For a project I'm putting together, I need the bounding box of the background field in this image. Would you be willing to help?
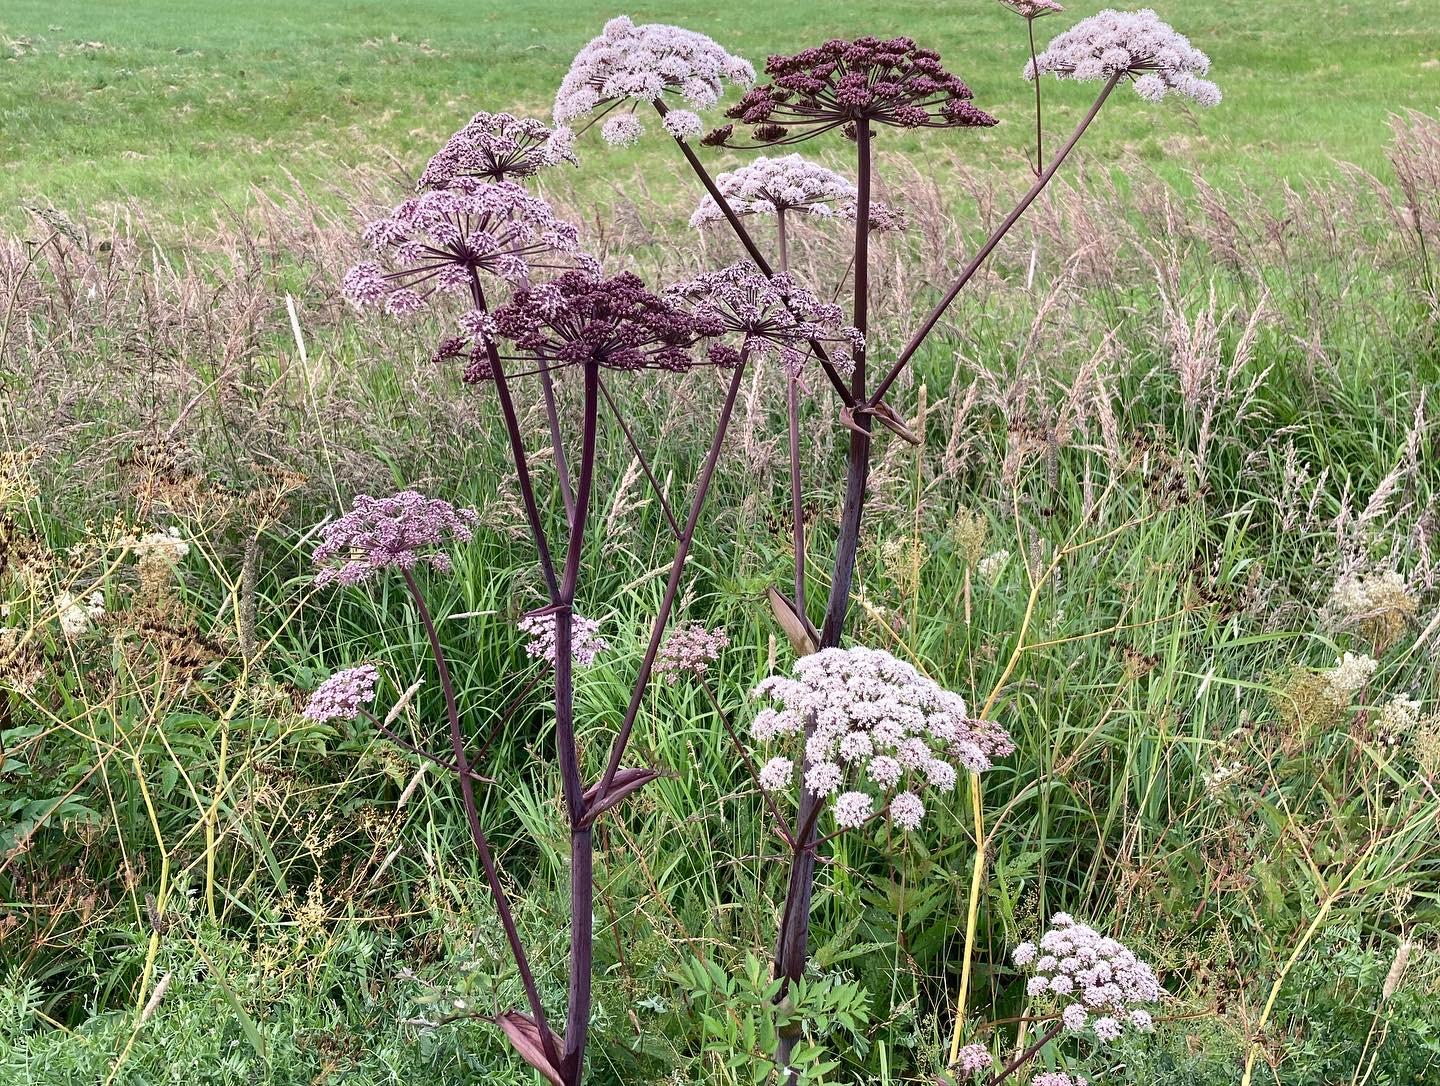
[3,2,1440,1085]
[3,0,1439,226]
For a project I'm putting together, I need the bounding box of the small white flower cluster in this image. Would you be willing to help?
[1322,651,1378,706]
[1327,569,1416,620]
[1027,8,1220,105]
[976,549,1010,584]
[1012,913,1161,1045]
[1377,693,1422,744]
[554,16,754,145]
[750,646,1014,832]
[690,154,858,226]
[518,612,610,667]
[130,527,189,565]
[56,591,105,639]
[1033,1075,1089,1086]
[1202,758,1245,795]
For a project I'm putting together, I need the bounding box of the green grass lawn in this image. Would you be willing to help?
[2,0,1438,228]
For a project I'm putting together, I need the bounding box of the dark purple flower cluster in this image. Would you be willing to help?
[342,178,595,319]
[667,263,862,376]
[489,270,726,376]
[709,36,997,146]
[313,490,479,586]
[417,111,578,189]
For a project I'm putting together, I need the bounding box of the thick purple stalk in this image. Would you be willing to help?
[400,568,560,1071]
[774,119,875,1073]
[868,74,1121,407]
[595,356,750,800]
[555,360,600,1083]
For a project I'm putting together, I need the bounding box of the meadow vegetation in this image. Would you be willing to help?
[3,3,1440,1085]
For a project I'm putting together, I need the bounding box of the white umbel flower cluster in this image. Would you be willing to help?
[690,154,857,225]
[554,16,754,144]
[1012,913,1162,1045]
[56,591,105,639]
[749,646,1013,832]
[1027,9,1220,105]
[1322,651,1378,705]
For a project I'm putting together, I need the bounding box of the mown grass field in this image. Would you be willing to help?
[2,0,1439,226]
[3,2,1440,1085]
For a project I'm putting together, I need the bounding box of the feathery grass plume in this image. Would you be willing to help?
[655,622,728,682]
[554,16,754,144]
[342,178,595,361]
[711,35,996,147]
[489,270,726,376]
[1027,8,1221,105]
[749,646,1013,831]
[303,664,380,722]
[666,262,861,375]
[517,612,610,667]
[417,112,578,188]
[311,491,478,586]
[1012,913,1162,1044]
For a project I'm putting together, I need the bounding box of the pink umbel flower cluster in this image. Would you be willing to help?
[997,0,1065,19]
[749,647,1014,832]
[517,612,610,667]
[688,153,909,232]
[342,179,594,320]
[491,270,726,375]
[667,263,862,376]
[711,36,997,147]
[312,491,478,587]
[304,664,380,722]
[1012,913,1162,1045]
[554,16,754,145]
[1027,9,1220,105]
[954,1044,993,1077]
[655,622,729,682]
[417,111,578,189]
[1032,1075,1089,1086]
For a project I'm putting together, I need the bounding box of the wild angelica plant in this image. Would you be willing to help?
[317,6,1221,1082]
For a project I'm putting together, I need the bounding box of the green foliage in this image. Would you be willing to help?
[672,953,870,1084]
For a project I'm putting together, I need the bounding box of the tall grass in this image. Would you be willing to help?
[2,112,1439,1083]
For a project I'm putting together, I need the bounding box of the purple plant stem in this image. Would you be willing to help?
[787,376,807,622]
[696,676,796,846]
[774,117,875,1075]
[594,355,750,801]
[654,100,857,411]
[555,359,600,1083]
[868,74,1121,407]
[358,707,495,784]
[1028,19,1044,175]
[597,375,683,538]
[399,568,560,1070]
[540,364,577,525]
[468,270,561,601]
[778,207,807,621]
[986,1022,1064,1085]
